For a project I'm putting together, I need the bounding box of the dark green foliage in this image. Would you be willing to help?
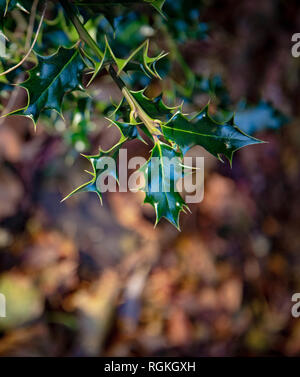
[0,0,268,229]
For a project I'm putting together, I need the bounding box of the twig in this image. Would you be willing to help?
[25,0,40,50]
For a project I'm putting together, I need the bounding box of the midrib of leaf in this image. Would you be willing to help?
[162,123,245,141]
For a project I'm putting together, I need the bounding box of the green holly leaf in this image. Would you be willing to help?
[161,105,264,165]
[145,0,166,16]
[10,46,85,127]
[88,37,167,85]
[141,141,189,229]
[109,97,131,121]
[107,97,155,142]
[108,119,148,143]
[130,88,182,121]
[63,135,127,203]
[74,0,166,16]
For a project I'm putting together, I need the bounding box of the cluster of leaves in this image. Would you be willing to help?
[0,0,267,229]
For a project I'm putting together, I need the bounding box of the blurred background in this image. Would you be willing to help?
[0,0,300,356]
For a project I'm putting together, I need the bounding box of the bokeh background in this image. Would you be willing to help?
[0,0,300,356]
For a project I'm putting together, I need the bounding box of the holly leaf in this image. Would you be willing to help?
[9,46,85,126]
[108,119,148,142]
[130,88,182,121]
[141,141,189,229]
[161,105,264,164]
[145,0,166,16]
[88,37,167,85]
[74,0,166,17]
[63,136,127,203]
